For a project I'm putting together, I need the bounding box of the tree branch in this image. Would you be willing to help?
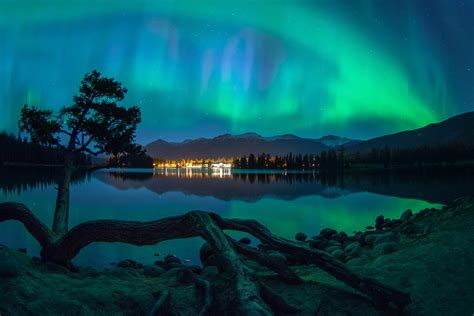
[0,203,54,247]
[212,215,411,309]
[0,205,410,310]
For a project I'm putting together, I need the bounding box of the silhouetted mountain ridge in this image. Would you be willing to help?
[145,112,474,159]
[348,111,474,152]
[145,133,359,159]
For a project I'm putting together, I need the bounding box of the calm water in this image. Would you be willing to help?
[1,167,473,268]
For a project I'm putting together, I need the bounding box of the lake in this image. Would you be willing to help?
[1,167,473,268]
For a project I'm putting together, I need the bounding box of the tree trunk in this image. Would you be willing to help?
[52,154,74,236]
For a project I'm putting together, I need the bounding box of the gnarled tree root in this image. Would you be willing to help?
[0,202,411,313]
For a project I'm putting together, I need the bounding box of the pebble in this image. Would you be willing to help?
[375,215,384,230]
[164,254,181,265]
[143,265,165,277]
[320,228,337,238]
[400,209,413,221]
[373,242,398,256]
[373,232,397,246]
[295,232,307,242]
[0,258,20,278]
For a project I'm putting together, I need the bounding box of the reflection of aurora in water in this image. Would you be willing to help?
[1,168,471,268]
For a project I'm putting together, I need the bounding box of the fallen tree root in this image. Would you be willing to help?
[149,289,171,316]
[195,277,212,316]
[0,202,411,312]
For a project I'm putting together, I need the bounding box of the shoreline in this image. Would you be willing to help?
[1,196,473,314]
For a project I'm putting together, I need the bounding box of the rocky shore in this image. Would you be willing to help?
[1,196,473,315]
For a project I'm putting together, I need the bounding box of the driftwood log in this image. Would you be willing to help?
[0,202,411,313]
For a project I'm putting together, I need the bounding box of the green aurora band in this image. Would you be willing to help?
[1,0,471,142]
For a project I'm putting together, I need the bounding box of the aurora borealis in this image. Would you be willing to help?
[0,0,473,143]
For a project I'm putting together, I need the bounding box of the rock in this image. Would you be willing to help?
[373,242,398,256]
[200,243,214,265]
[185,265,202,274]
[308,239,328,249]
[295,232,307,241]
[0,258,20,278]
[331,249,345,260]
[349,245,363,258]
[320,228,337,238]
[311,234,324,240]
[160,268,182,282]
[344,242,360,252]
[375,215,384,230]
[325,246,340,254]
[332,231,348,242]
[327,240,341,247]
[400,209,413,221]
[164,254,181,265]
[201,266,219,278]
[79,266,100,278]
[364,234,379,246]
[373,232,397,246]
[266,250,287,262]
[18,248,27,254]
[115,259,139,269]
[143,265,165,277]
[153,260,168,270]
[177,268,196,283]
[257,243,271,251]
[238,237,251,245]
[168,262,184,270]
[365,226,374,230]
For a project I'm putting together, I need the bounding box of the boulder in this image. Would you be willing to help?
[327,240,341,247]
[373,242,398,256]
[115,259,139,269]
[164,254,181,265]
[325,246,340,254]
[320,228,337,238]
[238,237,251,245]
[79,266,100,278]
[400,209,413,221]
[185,265,202,274]
[310,234,324,240]
[332,231,348,242]
[143,265,166,277]
[309,239,328,250]
[375,215,384,230]
[364,234,379,246]
[349,245,363,258]
[160,268,182,282]
[344,242,360,252]
[266,250,287,262]
[177,268,196,284]
[0,258,20,278]
[295,232,307,241]
[373,232,397,246]
[153,260,168,270]
[200,243,214,265]
[201,266,219,278]
[331,249,345,260]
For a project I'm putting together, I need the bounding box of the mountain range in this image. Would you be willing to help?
[145,112,474,159]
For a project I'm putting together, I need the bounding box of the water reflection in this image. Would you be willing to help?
[0,167,472,268]
[97,168,474,204]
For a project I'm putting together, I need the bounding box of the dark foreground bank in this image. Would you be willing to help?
[1,196,473,315]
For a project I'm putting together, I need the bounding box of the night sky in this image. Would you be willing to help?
[0,0,473,144]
